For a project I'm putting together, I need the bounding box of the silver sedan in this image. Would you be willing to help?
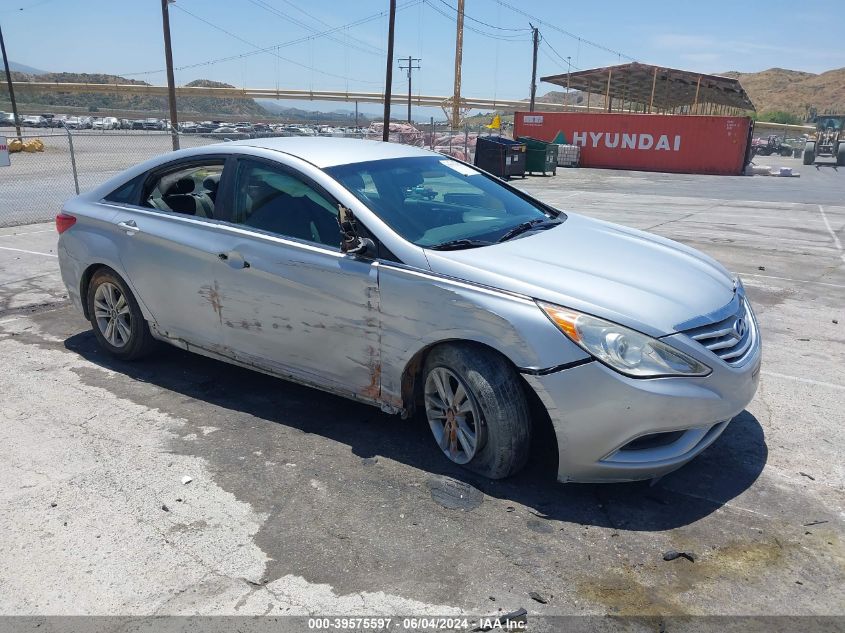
[56,138,761,482]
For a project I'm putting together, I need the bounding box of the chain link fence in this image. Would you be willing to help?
[0,123,501,228]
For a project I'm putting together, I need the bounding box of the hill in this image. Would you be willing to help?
[720,67,845,119]
[1,72,267,118]
[8,60,49,75]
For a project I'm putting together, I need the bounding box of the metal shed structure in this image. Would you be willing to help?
[541,62,755,115]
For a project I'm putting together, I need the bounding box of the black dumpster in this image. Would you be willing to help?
[474,136,526,179]
[518,136,558,175]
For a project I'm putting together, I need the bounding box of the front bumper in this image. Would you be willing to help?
[524,335,761,483]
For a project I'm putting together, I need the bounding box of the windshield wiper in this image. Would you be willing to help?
[497,218,561,243]
[428,238,492,251]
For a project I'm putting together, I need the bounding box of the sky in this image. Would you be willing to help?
[2,0,844,120]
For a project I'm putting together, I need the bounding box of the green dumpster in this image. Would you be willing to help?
[518,136,558,175]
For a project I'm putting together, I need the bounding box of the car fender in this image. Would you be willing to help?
[376,262,589,410]
[60,197,156,322]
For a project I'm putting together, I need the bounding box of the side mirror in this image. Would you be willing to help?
[343,236,375,257]
[338,204,374,257]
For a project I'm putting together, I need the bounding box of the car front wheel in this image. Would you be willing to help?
[423,343,532,479]
[86,269,156,360]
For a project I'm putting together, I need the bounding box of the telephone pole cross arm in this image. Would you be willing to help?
[398,56,421,123]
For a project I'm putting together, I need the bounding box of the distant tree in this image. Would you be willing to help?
[754,110,802,125]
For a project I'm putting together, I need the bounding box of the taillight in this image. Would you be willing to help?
[56,212,76,234]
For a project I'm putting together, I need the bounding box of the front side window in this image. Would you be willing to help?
[231,159,340,249]
[143,162,223,219]
[326,156,562,248]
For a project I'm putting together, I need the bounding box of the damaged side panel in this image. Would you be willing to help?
[203,234,382,401]
[376,265,589,409]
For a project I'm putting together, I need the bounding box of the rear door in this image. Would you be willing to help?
[208,155,381,400]
[105,156,235,348]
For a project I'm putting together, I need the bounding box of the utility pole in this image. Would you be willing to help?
[529,24,539,112]
[398,56,421,123]
[161,0,179,150]
[566,56,571,109]
[382,0,396,141]
[0,22,22,140]
[451,0,464,129]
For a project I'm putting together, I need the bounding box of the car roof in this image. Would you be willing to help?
[228,136,435,168]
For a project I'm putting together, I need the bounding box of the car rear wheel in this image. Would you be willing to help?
[87,269,156,360]
[423,344,531,479]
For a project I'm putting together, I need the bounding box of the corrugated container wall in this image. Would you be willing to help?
[514,112,753,175]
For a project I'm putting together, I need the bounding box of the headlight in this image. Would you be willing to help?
[538,302,711,378]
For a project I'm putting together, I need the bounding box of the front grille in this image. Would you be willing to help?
[684,298,756,366]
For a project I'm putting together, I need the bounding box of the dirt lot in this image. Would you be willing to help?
[0,155,842,630]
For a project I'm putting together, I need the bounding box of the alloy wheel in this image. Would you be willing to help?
[424,367,484,464]
[93,282,132,348]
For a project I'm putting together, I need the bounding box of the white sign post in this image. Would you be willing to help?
[0,136,9,167]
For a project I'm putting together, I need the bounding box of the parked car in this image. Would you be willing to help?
[22,115,46,127]
[55,138,761,483]
[131,119,146,130]
[64,116,82,130]
[143,118,163,131]
[0,111,17,126]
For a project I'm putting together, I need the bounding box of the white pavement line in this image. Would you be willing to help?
[762,370,845,392]
[0,246,58,258]
[737,272,845,290]
[818,204,845,263]
[0,229,54,238]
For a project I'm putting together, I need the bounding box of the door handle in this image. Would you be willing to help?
[217,252,228,261]
[117,220,139,234]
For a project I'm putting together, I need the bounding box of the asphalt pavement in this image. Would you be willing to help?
[0,160,842,628]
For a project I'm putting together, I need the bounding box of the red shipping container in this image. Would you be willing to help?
[514,112,752,175]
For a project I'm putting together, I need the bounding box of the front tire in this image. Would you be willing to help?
[803,142,816,165]
[423,344,532,479]
[86,269,156,360]
[837,143,845,167]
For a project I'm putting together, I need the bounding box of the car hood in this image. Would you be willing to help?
[424,212,736,337]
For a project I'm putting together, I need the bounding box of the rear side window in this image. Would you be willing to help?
[103,174,145,205]
[143,162,224,219]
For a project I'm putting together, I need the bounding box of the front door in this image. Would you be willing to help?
[210,157,381,400]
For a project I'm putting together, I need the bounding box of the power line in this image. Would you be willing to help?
[246,0,384,57]
[118,3,422,83]
[434,0,529,32]
[543,39,582,72]
[423,0,530,42]
[273,0,386,56]
[494,0,636,62]
[171,4,385,86]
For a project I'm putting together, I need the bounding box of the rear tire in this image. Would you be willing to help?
[422,343,532,479]
[803,142,816,165]
[86,268,157,360]
[837,143,845,167]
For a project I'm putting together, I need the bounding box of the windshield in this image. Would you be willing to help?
[326,156,562,247]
